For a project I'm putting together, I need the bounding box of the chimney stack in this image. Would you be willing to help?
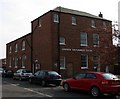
[98,12,103,18]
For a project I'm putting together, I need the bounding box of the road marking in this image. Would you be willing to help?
[10,84,19,86]
[3,80,52,97]
[24,88,52,97]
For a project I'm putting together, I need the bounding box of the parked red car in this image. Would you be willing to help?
[62,72,120,97]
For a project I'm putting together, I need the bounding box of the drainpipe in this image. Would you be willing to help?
[57,7,61,74]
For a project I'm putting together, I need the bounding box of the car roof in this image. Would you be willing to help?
[85,71,107,75]
[36,70,58,73]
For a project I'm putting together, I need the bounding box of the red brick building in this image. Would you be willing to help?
[6,33,32,71]
[6,7,116,77]
[0,58,6,68]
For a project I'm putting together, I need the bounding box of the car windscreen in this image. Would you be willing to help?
[102,73,118,80]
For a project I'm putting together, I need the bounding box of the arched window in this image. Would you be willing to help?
[15,43,18,52]
[22,55,26,68]
[9,57,12,68]
[15,56,18,68]
[9,46,12,53]
[22,40,25,50]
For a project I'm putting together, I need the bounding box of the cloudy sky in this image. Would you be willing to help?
[0,0,120,59]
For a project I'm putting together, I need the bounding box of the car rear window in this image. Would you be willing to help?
[48,71,59,75]
[102,73,118,80]
[23,70,31,73]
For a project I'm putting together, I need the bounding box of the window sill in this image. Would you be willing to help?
[91,26,96,28]
[60,67,66,70]
[60,43,66,45]
[81,67,88,69]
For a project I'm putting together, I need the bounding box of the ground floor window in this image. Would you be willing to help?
[81,55,88,69]
[14,56,18,68]
[9,57,12,68]
[22,55,26,68]
[93,56,100,71]
[60,56,65,69]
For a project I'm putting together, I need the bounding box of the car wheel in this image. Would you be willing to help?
[63,83,70,92]
[91,87,100,97]
[41,80,46,87]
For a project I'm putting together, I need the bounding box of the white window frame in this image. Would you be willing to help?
[81,55,88,69]
[59,37,65,45]
[80,32,88,46]
[53,14,59,23]
[72,16,77,25]
[60,56,65,69]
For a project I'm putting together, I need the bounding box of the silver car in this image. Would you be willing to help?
[13,69,33,80]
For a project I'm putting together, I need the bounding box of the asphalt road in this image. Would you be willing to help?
[1,77,120,99]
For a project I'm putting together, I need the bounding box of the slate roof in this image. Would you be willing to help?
[53,7,111,21]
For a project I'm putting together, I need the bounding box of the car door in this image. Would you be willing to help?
[33,71,41,83]
[83,73,97,91]
[35,71,44,84]
[71,73,86,90]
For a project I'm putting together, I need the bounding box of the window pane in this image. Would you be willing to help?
[81,55,88,69]
[39,18,42,27]
[9,46,12,53]
[22,55,26,68]
[22,40,25,50]
[15,44,18,52]
[80,32,87,46]
[72,16,77,25]
[91,20,96,28]
[60,56,65,68]
[93,34,99,46]
[53,14,59,23]
[60,37,65,45]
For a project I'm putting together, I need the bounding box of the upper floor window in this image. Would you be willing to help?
[72,16,77,25]
[60,37,65,45]
[53,14,59,23]
[15,43,18,52]
[15,56,18,68]
[91,20,96,28]
[60,56,65,69]
[9,57,12,68]
[80,32,87,46]
[93,34,99,46]
[103,22,106,29]
[22,40,25,51]
[81,54,88,69]
[9,46,12,53]
[38,18,42,27]
[22,55,26,68]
